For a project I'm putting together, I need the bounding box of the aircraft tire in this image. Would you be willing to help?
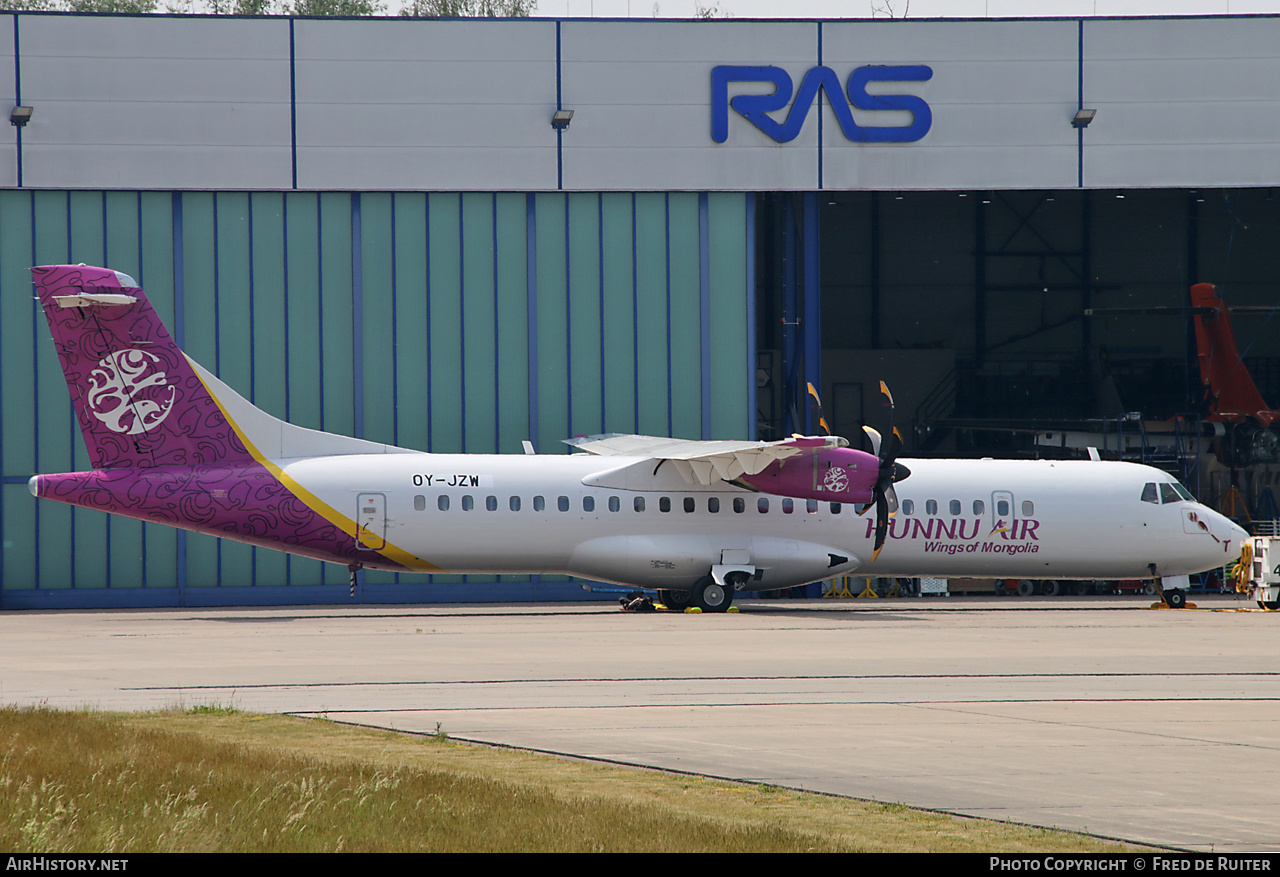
[1040,580,1060,597]
[692,576,733,613]
[1164,589,1187,609]
[659,589,692,611]
[1016,579,1036,597]
[1263,598,1280,611]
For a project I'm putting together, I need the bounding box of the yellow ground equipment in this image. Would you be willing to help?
[1238,538,1280,610]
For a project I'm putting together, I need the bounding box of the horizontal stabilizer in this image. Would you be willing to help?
[53,293,138,307]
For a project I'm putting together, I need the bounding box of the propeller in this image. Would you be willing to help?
[806,382,831,436]
[860,381,912,561]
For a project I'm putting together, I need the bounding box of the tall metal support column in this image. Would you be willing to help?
[974,195,987,366]
[802,191,821,435]
[870,192,881,350]
[1185,191,1201,409]
[781,196,799,436]
[1081,192,1092,356]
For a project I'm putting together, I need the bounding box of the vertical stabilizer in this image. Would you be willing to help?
[1190,282,1280,426]
[32,264,255,469]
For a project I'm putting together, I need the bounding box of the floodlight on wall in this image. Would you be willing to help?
[1072,108,1096,129]
[10,106,32,127]
[551,109,574,131]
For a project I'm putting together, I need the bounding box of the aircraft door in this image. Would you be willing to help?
[356,493,387,550]
[991,490,1016,537]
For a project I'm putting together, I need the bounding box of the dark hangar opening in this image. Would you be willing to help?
[755,188,1280,472]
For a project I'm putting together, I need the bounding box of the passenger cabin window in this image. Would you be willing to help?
[950,500,961,516]
[1022,500,1034,516]
[782,498,794,514]
[734,498,745,513]
[583,496,595,512]
[414,495,426,511]
[708,497,720,513]
[807,499,818,514]
[660,497,671,513]
[684,497,695,513]
[533,495,545,512]
[438,495,450,511]
[462,495,474,511]
[557,496,569,512]
[510,496,521,512]
[902,499,914,516]
[997,499,1009,516]
[634,496,645,512]
[830,502,842,514]
[758,498,769,513]
[925,500,938,516]
[609,496,620,512]
[973,500,984,515]
[486,495,497,511]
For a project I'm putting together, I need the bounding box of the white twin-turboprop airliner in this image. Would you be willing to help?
[28,264,1247,611]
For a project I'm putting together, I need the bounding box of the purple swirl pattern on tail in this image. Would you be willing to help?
[33,264,249,470]
[30,265,407,572]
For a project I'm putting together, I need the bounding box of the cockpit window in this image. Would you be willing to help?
[1159,483,1181,504]
[1141,482,1158,504]
[1172,483,1194,501]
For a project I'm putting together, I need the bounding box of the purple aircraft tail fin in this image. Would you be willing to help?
[32,264,254,469]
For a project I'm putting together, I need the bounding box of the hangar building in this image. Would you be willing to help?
[1,11,1277,608]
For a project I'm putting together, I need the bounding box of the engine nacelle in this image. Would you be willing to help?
[738,446,879,505]
[568,534,860,590]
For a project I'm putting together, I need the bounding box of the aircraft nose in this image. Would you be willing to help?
[1226,519,1250,555]
[1208,508,1249,561]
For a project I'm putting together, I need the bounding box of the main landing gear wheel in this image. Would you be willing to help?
[691,576,734,613]
[1016,579,1036,597]
[659,589,692,611]
[1164,589,1187,609]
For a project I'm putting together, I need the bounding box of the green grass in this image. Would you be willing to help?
[0,707,1133,853]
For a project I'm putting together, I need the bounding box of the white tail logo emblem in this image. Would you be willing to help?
[86,349,176,435]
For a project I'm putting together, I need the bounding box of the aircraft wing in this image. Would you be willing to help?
[564,433,848,485]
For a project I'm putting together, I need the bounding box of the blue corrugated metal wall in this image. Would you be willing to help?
[0,190,752,608]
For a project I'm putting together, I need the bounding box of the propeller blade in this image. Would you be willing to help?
[871,489,890,561]
[885,428,903,464]
[879,380,895,408]
[879,381,896,450]
[862,425,882,457]
[866,382,911,563]
[807,382,831,436]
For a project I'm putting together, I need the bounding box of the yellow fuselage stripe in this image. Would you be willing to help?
[190,363,441,572]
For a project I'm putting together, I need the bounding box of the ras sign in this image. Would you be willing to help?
[712,65,933,144]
